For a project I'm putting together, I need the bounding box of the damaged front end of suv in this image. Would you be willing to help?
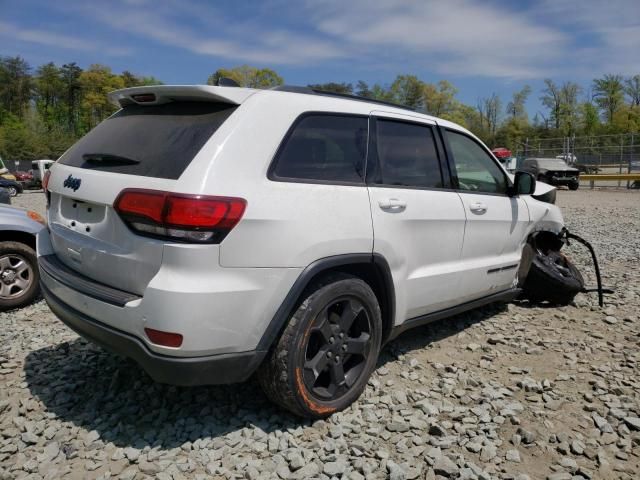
[517,181,608,307]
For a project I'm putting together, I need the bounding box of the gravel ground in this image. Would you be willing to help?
[2,189,639,480]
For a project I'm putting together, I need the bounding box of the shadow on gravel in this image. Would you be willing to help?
[24,302,508,449]
[381,302,508,360]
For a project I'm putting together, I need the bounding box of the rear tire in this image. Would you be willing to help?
[7,186,17,197]
[0,241,40,311]
[568,181,579,190]
[522,250,584,305]
[257,274,382,418]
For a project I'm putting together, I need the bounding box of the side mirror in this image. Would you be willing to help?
[512,171,536,196]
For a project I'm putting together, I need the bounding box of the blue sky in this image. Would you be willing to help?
[1,0,639,117]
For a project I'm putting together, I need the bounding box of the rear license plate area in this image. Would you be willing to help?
[59,196,106,234]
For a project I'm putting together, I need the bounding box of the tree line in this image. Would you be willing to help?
[1,57,639,162]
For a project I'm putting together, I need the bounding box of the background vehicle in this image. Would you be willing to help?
[0,155,17,181]
[0,178,23,197]
[492,147,517,172]
[521,157,580,190]
[29,159,54,187]
[0,205,45,310]
[14,170,34,186]
[38,84,577,418]
[555,153,577,165]
[0,189,11,205]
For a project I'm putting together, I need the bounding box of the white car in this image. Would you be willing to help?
[37,84,582,417]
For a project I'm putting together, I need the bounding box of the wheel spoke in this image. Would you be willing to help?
[304,349,330,380]
[0,283,9,297]
[13,276,29,291]
[339,300,363,332]
[14,260,29,275]
[345,333,369,356]
[314,311,334,343]
[0,256,11,270]
[330,361,346,387]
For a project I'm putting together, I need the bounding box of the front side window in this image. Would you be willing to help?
[271,114,368,183]
[373,119,443,188]
[447,130,508,194]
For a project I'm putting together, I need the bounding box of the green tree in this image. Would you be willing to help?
[60,62,83,134]
[34,62,64,131]
[355,80,372,98]
[388,75,424,110]
[207,65,283,89]
[593,74,624,123]
[540,79,562,129]
[0,56,32,118]
[558,82,581,135]
[624,75,640,107]
[477,93,501,139]
[506,85,531,120]
[422,80,459,117]
[121,70,163,88]
[581,101,600,136]
[79,64,125,131]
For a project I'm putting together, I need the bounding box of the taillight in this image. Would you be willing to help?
[42,170,51,191]
[42,170,51,207]
[114,189,246,243]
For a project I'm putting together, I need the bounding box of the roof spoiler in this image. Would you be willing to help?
[108,85,256,108]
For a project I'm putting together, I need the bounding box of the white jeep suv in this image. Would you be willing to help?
[37,85,571,418]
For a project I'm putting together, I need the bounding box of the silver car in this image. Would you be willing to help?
[0,204,46,310]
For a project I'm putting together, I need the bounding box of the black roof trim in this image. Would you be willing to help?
[270,85,416,112]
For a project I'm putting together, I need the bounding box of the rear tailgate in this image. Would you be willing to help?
[47,99,239,295]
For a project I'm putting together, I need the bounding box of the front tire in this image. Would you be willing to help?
[258,274,382,418]
[568,181,579,190]
[7,186,17,197]
[0,241,40,311]
[522,250,584,305]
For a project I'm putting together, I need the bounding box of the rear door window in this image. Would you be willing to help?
[371,119,444,188]
[270,114,368,183]
[58,102,237,180]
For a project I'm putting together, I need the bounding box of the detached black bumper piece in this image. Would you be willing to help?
[40,283,265,386]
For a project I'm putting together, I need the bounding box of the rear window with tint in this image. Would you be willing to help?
[373,119,443,188]
[271,114,368,183]
[59,102,237,179]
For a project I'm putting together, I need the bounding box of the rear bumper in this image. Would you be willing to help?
[41,282,265,385]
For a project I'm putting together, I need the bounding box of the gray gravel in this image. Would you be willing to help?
[1,189,639,479]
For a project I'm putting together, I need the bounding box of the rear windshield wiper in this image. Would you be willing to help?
[82,153,140,165]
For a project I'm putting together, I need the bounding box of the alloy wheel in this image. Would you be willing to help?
[0,254,32,298]
[302,296,373,401]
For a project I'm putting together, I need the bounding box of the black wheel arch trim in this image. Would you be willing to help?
[256,253,396,352]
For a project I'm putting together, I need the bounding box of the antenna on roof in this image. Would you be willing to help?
[217,77,241,87]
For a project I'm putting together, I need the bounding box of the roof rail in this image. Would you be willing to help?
[270,85,416,112]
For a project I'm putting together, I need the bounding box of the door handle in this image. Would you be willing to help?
[378,198,407,212]
[469,202,487,214]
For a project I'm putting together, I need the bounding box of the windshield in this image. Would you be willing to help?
[537,159,570,169]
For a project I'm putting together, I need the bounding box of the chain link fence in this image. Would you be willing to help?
[515,133,640,188]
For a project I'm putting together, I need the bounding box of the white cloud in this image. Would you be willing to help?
[533,0,640,76]
[0,21,132,56]
[305,0,568,78]
[66,0,347,66]
[6,0,638,80]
